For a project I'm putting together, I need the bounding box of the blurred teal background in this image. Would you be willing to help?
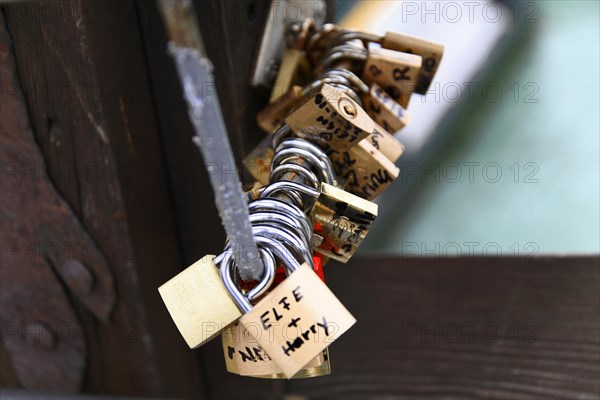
[356,0,600,256]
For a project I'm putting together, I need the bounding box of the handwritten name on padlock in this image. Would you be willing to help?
[221,322,329,378]
[239,263,355,378]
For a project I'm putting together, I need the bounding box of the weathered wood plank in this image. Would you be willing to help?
[2,1,204,397]
[286,256,600,400]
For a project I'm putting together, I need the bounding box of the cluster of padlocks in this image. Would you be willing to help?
[159,21,443,379]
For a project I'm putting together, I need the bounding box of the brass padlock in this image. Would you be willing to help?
[285,83,374,152]
[362,83,411,133]
[221,240,356,379]
[330,139,400,200]
[381,31,444,94]
[158,249,275,349]
[220,244,329,379]
[221,322,331,378]
[361,47,422,109]
[257,85,304,134]
[158,255,242,348]
[367,123,405,164]
[312,182,378,263]
[243,134,274,186]
[270,49,313,103]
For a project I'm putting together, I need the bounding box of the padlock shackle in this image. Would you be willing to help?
[220,246,276,313]
[260,181,319,212]
[245,248,276,301]
[321,45,368,70]
[275,139,338,186]
[270,164,319,190]
[322,68,369,95]
[335,30,383,46]
[250,225,311,269]
[254,235,302,273]
[249,199,312,243]
[249,212,311,248]
[220,235,303,313]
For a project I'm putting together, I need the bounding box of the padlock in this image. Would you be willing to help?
[221,247,330,378]
[366,123,405,164]
[221,252,331,379]
[243,134,274,186]
[305,23,340,66]
[257,85,304,134]
[219,240,328,379]
[284,83,374,152]
[361,47,422,109]
[221,236,356,379]
[222,322,331,378]
[381,31,444,94]
[329,139,400,200]
[270,49,313,103]
[312,182,378,262]
[362,83,411,133]
[158,249,275,349]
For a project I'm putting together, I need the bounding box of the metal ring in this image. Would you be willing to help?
[259,182,304,209]
[324,68,369,95]
[302,76,350,95]
[272,124,292,148]
[248,199,312,242]
[261,180,319,201]
[254,235,302,273]
[321,44,368,70]
[275,139,337,186]
[249,212,311,247]
[270,164,320,189]
[336,30,382,46]
[251,225,313,268]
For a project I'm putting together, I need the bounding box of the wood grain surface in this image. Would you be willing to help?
[2,1,204,397]
[0,1,598,399]
[285,255,600,400]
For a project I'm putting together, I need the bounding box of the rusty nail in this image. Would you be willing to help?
[24,322,57,349]
[61,259,94,294]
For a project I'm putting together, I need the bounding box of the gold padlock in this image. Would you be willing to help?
[243,127,402,199]
[220,249,355,379]
[330,139,400,200]
[362,83,411,133]
[158,255,242,348]
[238,264,355,378]
[221,322,331,378]
[243,135,274,186]
[312,182,378,263]
[257,85,304,134]
[381,31,444,94]
[285,83,374,152]
[361,47,422,109]
[270,49,313,103]
[367,123,405,164]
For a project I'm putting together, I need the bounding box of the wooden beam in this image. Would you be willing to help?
[287,255,600,400]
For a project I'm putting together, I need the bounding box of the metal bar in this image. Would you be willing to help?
[156,0,262,280]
